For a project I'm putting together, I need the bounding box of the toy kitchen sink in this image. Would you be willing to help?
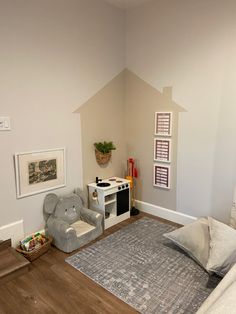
[88,177,130,229]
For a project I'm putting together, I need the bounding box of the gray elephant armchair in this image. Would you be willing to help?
[43,188,103,253]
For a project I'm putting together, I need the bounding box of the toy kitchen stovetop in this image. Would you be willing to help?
[88,177,130,229]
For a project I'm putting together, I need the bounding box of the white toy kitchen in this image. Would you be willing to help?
[88,177,130,229]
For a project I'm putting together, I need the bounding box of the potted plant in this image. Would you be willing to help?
[94,141,116,165]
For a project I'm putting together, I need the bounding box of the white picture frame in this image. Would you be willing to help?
[155,112,172,136]
[153,163,170,189]
[14,148,66,199]
[154,138,171,163]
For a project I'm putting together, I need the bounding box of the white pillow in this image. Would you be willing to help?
[164,217,210,269]
[206,217,236,276]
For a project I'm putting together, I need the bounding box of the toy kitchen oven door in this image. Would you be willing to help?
[88,177,131,229]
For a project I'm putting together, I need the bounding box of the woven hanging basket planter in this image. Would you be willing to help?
[95,149,111,165]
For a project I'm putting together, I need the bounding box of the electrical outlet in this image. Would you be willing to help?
[0,116,11,131]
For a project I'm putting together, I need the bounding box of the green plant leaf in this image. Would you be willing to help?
[94,141,116,154]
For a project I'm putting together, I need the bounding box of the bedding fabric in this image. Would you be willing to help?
[197,263,236,313]
[163,217,210,269]
[204,282,236,313]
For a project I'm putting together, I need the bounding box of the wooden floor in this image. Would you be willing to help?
[0,239,30,285]
[0,213,179,314]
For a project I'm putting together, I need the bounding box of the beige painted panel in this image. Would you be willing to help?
[125,70,186,210]
[78,69,186,211]
[77,71,126,188]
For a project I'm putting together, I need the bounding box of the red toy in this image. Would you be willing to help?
[126,158,139,216]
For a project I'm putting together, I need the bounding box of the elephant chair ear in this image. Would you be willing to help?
[43,193,58,221]
[74,188,88,208]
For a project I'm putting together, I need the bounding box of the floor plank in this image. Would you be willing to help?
[0,213,179,314]
[0,247,30,286]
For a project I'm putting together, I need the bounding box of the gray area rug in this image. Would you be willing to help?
[66,217,221,314]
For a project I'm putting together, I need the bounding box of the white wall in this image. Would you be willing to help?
[211,35,236,221]
[126,0,236,221]
[0,0,125,235]
[2,0,235,238]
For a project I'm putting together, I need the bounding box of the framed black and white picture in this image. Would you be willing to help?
[153,163,170,189]
[155,112,172,136]
[154,138,171,162]
[14,148,66,198]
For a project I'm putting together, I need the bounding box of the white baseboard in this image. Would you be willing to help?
[135,200,196,225]
[0,220,24,247]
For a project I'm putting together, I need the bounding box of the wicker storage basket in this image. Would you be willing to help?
[16,236,52,262]
[95,149,111,165]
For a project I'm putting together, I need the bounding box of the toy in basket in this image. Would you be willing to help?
[16,232,52,262]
